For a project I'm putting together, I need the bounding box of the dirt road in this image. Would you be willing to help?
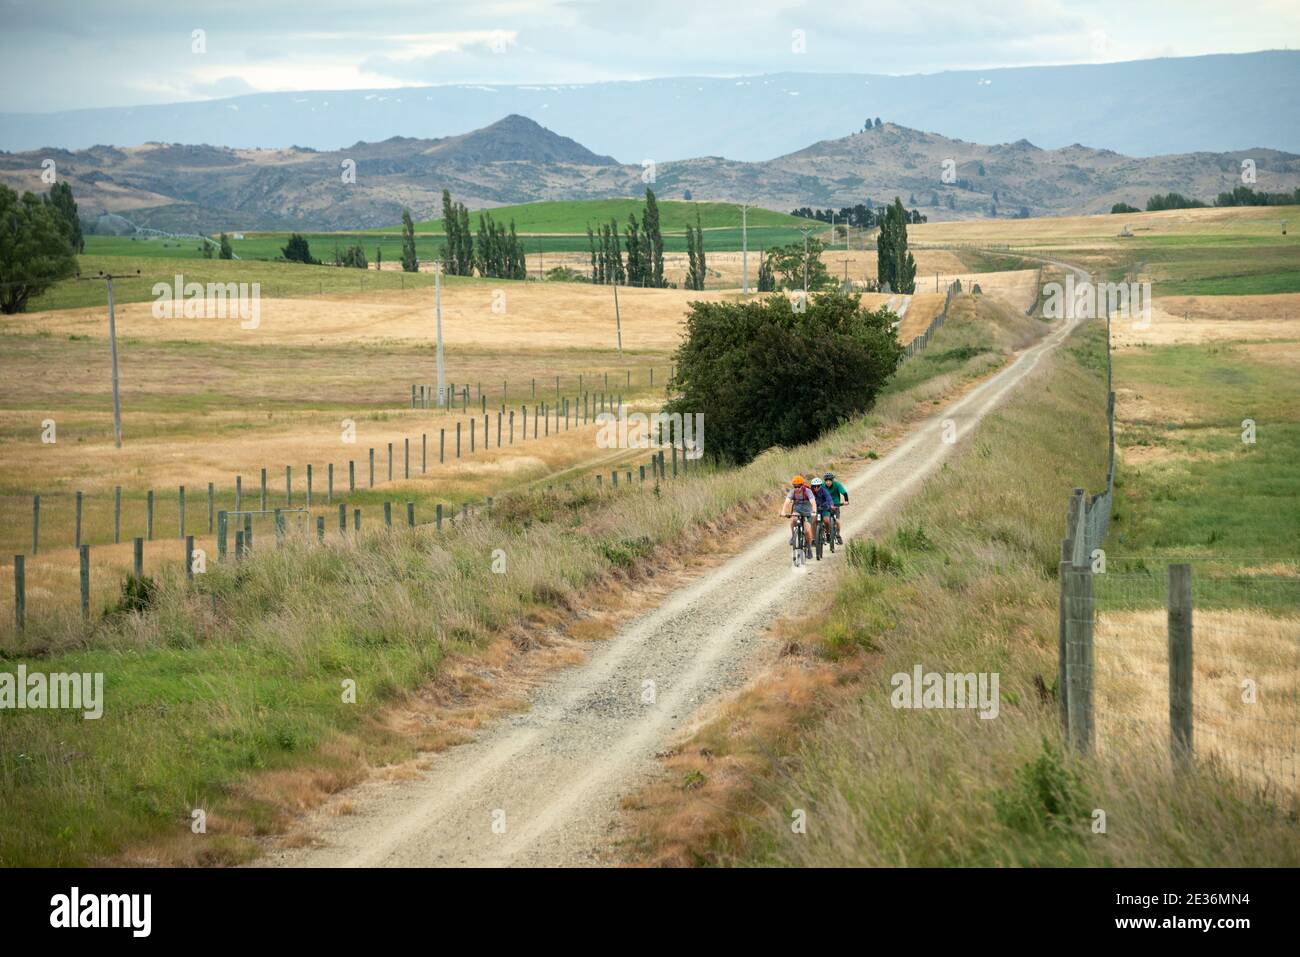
[267,285,1082,869]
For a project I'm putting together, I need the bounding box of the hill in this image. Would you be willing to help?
[3,115,1298,233]
[2,52,1297,160]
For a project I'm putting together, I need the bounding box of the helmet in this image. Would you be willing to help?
[810,477,824,487]
[823,472,835,482]
[791,475,805,486]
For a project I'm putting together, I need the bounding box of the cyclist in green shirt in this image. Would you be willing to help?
[823,472,849,545]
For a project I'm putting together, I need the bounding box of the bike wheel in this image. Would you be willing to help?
[814,521,823,561]
[828,521,836,553]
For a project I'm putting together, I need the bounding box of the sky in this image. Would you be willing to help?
[2,0,1298,113]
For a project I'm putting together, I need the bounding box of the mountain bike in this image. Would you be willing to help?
[789,513,811,568]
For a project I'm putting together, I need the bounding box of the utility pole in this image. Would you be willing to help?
[800,226,812,298]
[613,281,623,353]
[79,270,139,449]
[435,260,446,406]
[741,204,749,295]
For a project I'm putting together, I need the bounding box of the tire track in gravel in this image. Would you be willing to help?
[266,271,1085,868]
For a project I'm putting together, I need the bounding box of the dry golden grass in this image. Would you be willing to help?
[1112,296,1300,348]
[1096,609,1300,797]
[911,204,1296,249]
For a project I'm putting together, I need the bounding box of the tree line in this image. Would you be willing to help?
[588,188,668,287]
[791,202,927,228]
[1113,186,1300,214]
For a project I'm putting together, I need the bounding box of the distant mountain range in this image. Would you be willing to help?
[1,52,1297,161]
[1,114,1297,233]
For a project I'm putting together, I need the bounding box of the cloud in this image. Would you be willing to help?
[189,75,258,98]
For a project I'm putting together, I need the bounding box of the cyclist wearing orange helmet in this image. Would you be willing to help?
[781,474,817,548]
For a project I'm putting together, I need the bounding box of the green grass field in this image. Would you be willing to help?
[23,252,456,312]
[391,198,808,234]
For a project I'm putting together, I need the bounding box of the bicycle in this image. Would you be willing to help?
[789,513,812,568]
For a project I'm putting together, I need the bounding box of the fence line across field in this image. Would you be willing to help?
[9,275,971,629]
[8,431,701,632]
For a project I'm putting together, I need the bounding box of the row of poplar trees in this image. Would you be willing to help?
[587,189,668,287]
[437,189,526,279]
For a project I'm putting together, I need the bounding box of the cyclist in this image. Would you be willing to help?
[823,472,849,544]
[781,475,817,550]
[810,476,835,545]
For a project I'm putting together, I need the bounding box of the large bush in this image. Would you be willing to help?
[665,292,903,464]
[0,184,78,314]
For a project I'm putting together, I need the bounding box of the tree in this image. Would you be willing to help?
[218,232,233,259]
[400,209,419,272]
[876,198,916,293]
[0,185,78,313]
[665,292,902,464]
[684,225,699,291]
[624,212,644,286]
[45,181,84,253]
[587,224,598,282]
[756,251,776,292]
[280,233,319,264]
[1110,202,1139,214]
[643,188,665,287]
[333,241,367,268]
[376,245,382,270]
[765,238,831,291]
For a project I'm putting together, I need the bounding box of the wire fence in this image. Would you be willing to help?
[1050,257,1300,800]
[1094,570,1300,798]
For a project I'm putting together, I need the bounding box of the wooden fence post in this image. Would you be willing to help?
[14,554,24,630]
[184,535,194,581]
[349,460,356,493]
[354,508,361,531]
[440,428,446,464]
[339,503,346,533]
[80,545,91,618]
[384,501,392,527]
[133,537,144,578]
[436,503,443,530]
[387,442,393,481]
[260,468,268,511]
[285,466,292,506]
[369,448,375,488]
[317,515,325,543]
[406,502,415,527]
[235,475,242,513]
[207,482,215,532]
[1168,563,1194,766]
[75,490,83,549]
[217,510,228,561]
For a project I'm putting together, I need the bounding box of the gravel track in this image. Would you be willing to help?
[267,284,1082,868]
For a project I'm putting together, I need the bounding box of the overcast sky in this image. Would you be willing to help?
[3,0,1298,113]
